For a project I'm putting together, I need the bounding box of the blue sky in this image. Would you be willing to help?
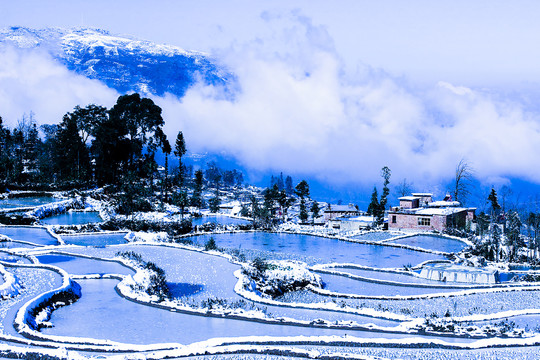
[2,1,540,205]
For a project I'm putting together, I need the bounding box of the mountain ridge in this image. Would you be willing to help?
[0,26,234,98]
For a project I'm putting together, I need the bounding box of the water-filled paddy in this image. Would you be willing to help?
[193,232,447,267]
[319,272,467,297]
[388,235,468,253]
[60,232,128,246]
[0,251,31,264]
[42,278,457,345]
[0,226,58,246]
[350,232,398,242]
[0,196,60,209]
[35,253,134,276]
[192,215,250,226]
[40,212,102,225]
[326,266,461,286]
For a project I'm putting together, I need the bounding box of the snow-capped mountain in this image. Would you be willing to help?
[0,26,233,97]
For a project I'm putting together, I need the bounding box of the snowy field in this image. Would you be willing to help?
[0,205,539,359]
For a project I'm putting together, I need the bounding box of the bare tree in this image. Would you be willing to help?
[453,158,474,205]
[395,178,413,197]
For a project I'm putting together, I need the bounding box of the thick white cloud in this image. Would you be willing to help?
[159,12,540,188]
[0,46,118,127]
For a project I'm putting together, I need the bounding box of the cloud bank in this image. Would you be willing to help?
[159,12,540,187]
[2,12,540,191]
[0,46,118,127]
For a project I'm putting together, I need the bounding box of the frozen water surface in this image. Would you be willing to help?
[60,232,128,246]
[326,267,464,286]
[40,211,102,225]
[0,226,58,246]
[43,278,472,345]
[192,215,250,226]
[0,251,31,264]
[192,233,447,267]
[0,196,60,209]
[41,279,394,344]
[350,232,398,241]
[319,273,470,296]
[388,235,468,253]
[35,253,134,276]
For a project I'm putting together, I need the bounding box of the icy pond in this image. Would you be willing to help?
[0,196,60,209]
[60,232,128,246]
[192,215,250,226]
[387,235,468,253]
[192,232,447,267]
[35,253,134,276]
[42,278,465,345]
[0,226,58,246]
[40,211,102,225]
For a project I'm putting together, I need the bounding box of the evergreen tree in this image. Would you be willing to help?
[277,173,285,191]
[108,93,165,174]
[367,187,379,216]
[174,131,186,184]
[263,184,280,219]
[299,199,309,224]
[488,188,501,218]
[191,169,204,210]
[205,161,222,188]
[295,180,310,199]
[209,188,221,213]
[285,175,294,195]
[311,201,320,223]
[506,211,523,261]
[160,134,172,203]
[492,224,501,262]
[56,113,90,182]
[172,190,189,218]
[378,166,391,225]
[0,116,12,182]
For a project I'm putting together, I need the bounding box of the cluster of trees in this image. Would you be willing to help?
[239,178,318,227]
[367,166,391,225]
[205,161,243,188]
[0,113,41,185]
[269,173,295,195]
[475,187,533,262]
[0,94,171,188]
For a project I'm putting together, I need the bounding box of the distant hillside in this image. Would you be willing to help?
[0,26,235,98]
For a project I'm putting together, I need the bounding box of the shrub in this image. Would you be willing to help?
[204,237,217,251]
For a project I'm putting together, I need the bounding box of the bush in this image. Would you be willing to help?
[204,237,217,251]
[144,261,170,300]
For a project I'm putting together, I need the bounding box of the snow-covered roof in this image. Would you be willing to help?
[324,204,359,212]
[428,201,460,207]
[399,196,419,201]
[415,207,469,216]
[341,216,375,223]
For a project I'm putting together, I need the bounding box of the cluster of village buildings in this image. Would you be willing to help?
[218,192,476,233]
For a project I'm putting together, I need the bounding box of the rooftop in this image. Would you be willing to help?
[399,196,420,201]
[428,200,460,207]
[415,207,469,216]
[324,204,359,212]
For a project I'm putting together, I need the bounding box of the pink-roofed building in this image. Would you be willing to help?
[388,194,475,232]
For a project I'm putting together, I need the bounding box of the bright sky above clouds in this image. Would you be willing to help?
[2,0,540,194]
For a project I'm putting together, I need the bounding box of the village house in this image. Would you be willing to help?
[328,215,376,231]
[387,193,475,232]
[323,204,362,221]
